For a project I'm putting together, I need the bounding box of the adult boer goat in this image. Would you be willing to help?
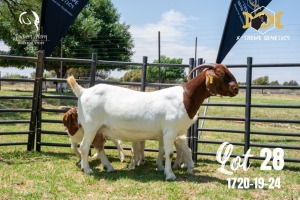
[67,64,239,180]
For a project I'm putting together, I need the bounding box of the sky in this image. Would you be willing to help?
[0,0,299,83]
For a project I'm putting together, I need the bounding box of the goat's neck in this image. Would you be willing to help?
[183,72,210,119]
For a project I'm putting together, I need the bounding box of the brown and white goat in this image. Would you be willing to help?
[63,107,125,172]
[67,64,239,180]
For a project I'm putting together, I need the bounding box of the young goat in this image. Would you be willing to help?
[67,64,239,180]
[63,107,125,172]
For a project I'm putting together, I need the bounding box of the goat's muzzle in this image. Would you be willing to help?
[228,82,239,97]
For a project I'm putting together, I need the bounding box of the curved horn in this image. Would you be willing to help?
[187,64,215,80]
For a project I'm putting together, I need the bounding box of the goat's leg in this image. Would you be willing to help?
[97,149,115,172]
[129,141,139,169]
[138,140,145,165]
[112,139,125,162]
[70,140,81,165]
[163,131,177,181]
[174,136,194,174]
[156,136,164,171]
[80,129,97,174]
[173,139,184,169]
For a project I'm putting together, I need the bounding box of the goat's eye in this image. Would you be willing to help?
[224,73,233,84]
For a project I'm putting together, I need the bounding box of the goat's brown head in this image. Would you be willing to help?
[189,64,239,97]
[63,107,80,136]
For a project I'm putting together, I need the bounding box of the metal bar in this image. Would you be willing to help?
[0,78,35,82]
[251,104,300,109]
[140,56,148,92]
[198,140,245,146]
[44,57,92,64]
[0,131,29,135]
[90,53,97,87]
[0,120,30,124]
[0,109,32,112]
[41,95,76,100]
[226,63,300,68]
[32,51,44,152]
[187,58,194,150]
[251,131,300,137]
[245,57,252,159]
[251,118,300,123]
[40,130,67,135]
[0,142,29,146]
[0,96,33,100]
[198,128,245,134]
[250,143,300,150]
[41,108,71,113]
[0,55,36,61]
[97,60,143,66]
[197,116,245,121]
[41,119,62,123]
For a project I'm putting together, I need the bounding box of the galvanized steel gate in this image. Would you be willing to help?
[0,51,299,164]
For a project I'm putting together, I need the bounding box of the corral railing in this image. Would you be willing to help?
[36,54,191,152]
[192,58,300,163]
[0,51,299,165]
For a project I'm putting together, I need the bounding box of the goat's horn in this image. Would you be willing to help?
[187,64,215,80]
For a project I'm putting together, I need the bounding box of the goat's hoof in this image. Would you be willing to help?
[187,168,194,174]
[172,163,180,169]
[156,165,164,171]
[165,173,176,181]
[82,168,93,174]
[128,163,135,170]
[104,165,115,173]
[76,160,81,166]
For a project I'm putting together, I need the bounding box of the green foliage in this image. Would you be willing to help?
[148,55,185,83]
[283,80,299,86]
[0,0,134,77]
[121,69,141,82]
[252,76,269,85]
[269,80,280,85]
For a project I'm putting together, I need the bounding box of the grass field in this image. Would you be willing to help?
[0,87,300,199]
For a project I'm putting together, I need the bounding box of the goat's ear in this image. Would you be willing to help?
[63,112,70,128]
[205,70,218,96]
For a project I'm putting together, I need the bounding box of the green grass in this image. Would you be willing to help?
[0,89,300,199]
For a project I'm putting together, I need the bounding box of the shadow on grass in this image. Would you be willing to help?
[85,156,228,185]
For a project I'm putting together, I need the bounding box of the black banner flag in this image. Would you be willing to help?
[216,0,273,64]
[40,0,88,57]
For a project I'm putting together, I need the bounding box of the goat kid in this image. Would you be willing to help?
[67,64,239,180]
[63,107,125,172]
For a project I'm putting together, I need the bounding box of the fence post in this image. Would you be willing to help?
[29,51,44,151]
[245,57,253,163]
[141,56,147,92]
[187,58,194,156]
[192,58,203,162]
[90,53,97,87]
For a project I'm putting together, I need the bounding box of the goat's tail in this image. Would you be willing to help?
[67,76,84,97]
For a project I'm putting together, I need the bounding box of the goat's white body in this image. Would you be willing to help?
[78,85,194,141]
[71,80,195,180]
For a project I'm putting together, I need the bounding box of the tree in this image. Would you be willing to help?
[0,0,134,77]
[269,80,280,86]
[121,69,141,82]
[283,80,299,86]
[148,55,185,83]
[252,76,269,85]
